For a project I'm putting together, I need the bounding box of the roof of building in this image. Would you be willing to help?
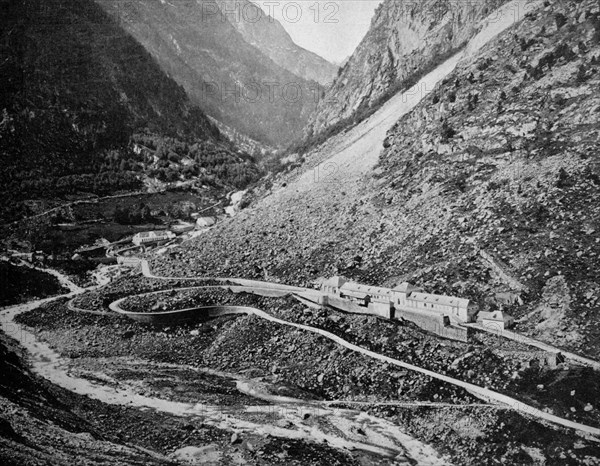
[134,231,171,239]
[392,282,422,293]
[322,276,347,288]
[196,217,216,225]
[340,282,392,297]
[340,289,370,299]
[483,311,514,323]
[408,292,470,309]
[477,311,494,321]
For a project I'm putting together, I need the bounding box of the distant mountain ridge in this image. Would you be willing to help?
[95,0,321,147]
[216,0,338,85]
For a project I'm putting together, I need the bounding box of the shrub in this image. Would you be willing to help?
[555,13,567,30]
[576,64,588,83]
[440,120,456,142]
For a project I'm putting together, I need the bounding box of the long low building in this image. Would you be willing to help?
[404,292,477,323]
[339,282,392,304]
[132,231,176,247]
[321,277,482,324]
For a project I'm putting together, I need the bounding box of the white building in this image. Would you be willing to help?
[390,282,423,308]
[478,311,515,330]
[339,283,392,304]
[132,231,176,247]
[405,292,478,323]
[320,276,347,295]
[196,217,216,228]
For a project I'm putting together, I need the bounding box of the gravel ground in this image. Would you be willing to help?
[114,286,600,429]
[13,296,600,465]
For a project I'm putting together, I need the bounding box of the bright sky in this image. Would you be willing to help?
[253,0,384,64]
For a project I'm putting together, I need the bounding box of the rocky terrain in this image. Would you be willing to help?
[305,0,509,138]
[4,0,600,464]
[95,0,320,146]
[0,328,362,465]
[9,283,600,464]
[103,284,600,428]
[374,0,600,354]
[150,0,600,359]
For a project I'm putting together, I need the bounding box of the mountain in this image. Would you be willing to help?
[0,0,258,222]
[305,0,509,139]
[95,0,319,147]
[150,0,600,360]
[216,0,337,85]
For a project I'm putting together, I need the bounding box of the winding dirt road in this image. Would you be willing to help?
[106,266,600,439]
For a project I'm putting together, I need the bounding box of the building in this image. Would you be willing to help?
[405,292,477,323]
[132,231,176,247]
[339,283,392,306]
[320,276,347,295]
[196,217,216,228]
[319,277,481,325]
[478,311,515,330]
[390,282,423,308]
[170,222,195,234]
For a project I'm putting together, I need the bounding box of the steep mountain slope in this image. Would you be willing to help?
[306,0,510,138]
[150,0,600,359]
[95,0,318,146]
[0,0,254,222]
[216,0,338,85]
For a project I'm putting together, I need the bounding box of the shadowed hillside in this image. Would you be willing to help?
[0,0,259,222]
[95,0,320,147]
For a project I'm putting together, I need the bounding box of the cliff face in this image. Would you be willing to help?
[216,0,338,85]
[307,0,509,136]
[95,0,319,147]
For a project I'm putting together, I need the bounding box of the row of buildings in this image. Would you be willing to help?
[131,217,217,247]
[320,277,514,330]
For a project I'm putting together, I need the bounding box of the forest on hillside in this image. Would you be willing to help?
[0,0,261,222]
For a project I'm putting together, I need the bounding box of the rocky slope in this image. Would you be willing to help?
[306,0,509,138]
[14,284,600,465]
[0,327,220,465]
[216,0,338,85]
[151,0,600,360]
[1,326,361,466]
[95,0,318,146]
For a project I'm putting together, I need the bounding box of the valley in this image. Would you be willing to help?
[2,0,600,464]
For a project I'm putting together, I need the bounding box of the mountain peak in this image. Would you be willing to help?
[215,0,338,85]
